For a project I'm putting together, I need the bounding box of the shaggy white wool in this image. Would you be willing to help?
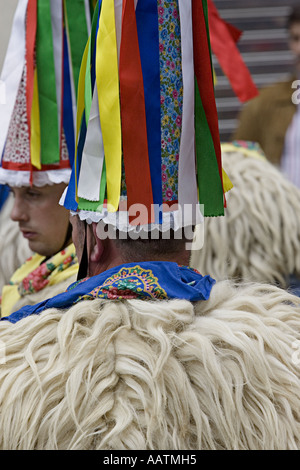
[0,280,299,450]
[190,149,300,287]
[0,194,33,291]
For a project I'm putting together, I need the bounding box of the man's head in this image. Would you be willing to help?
[70,214,193,277]
[10,183,71,258]
[63,1,228,277]
[287,6,300,73]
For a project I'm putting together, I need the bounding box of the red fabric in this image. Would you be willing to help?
[1,160,70,172]
[207,0,258,103]
[119,0,154,225]
[25,0,38,184]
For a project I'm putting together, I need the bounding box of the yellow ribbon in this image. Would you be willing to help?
[75,36,90,202]
[222,167,233,193]
[30,68,41,170]
[96,0,122,212]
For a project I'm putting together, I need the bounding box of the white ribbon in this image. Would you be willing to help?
[84,0,92,35]
[0,0,28,161]
[77,83,105,201]
[178,0,198,208]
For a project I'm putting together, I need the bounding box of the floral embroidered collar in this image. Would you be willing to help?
[2,262,216,324]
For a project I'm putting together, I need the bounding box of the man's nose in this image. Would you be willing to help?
[10,197,29,222]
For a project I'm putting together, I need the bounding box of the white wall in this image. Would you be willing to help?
[0,1,18,71]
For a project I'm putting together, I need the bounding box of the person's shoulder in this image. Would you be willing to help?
[256,76,296,100]
[237,77,295,117]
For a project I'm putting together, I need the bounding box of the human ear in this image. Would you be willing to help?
[89,222,104,263]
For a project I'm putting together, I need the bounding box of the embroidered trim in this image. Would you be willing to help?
[76,265,168,301]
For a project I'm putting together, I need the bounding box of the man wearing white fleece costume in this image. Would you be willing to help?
[0,0,299,451]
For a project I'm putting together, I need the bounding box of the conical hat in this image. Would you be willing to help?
[62,0,232,232]
[0,0,95,187]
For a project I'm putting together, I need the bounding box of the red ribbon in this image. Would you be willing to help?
[119,0,154,225]
[207,0,258,103]
[25,0,38,184]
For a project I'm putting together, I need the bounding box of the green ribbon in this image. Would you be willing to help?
[195,79,224,216]
[84,0,100,126]
[64,0,91,95]
[36,0,60,165]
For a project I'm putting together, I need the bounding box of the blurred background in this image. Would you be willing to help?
[213,0,300,141]
[0,0,298,142]
[0,0,18,71]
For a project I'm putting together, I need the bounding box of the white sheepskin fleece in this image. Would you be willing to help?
[0,280,299,450]
[190,149,300,287]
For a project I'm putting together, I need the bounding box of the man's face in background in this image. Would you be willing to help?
[10,183,70,257]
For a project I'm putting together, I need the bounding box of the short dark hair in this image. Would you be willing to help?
[114,227,195,263]
[287,6,300,29]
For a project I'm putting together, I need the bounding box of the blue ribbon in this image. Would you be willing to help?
[63,110,87,212]
[136,0,163,223]
[0,184,10,211]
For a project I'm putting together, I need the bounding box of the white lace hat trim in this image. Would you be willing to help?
[0,168,71,187]
[61,190,203,234]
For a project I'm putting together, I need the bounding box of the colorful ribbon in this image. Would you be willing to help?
[193,0,224,216]
[136,0,163,215]
[36,0,60,165]
[30,69,41,170]
[64,0,90,93]
[96,0,122,213]
[177,0,198,209]
[119,0,154,224]
[0,0,94,180]
[25,0,41,171]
